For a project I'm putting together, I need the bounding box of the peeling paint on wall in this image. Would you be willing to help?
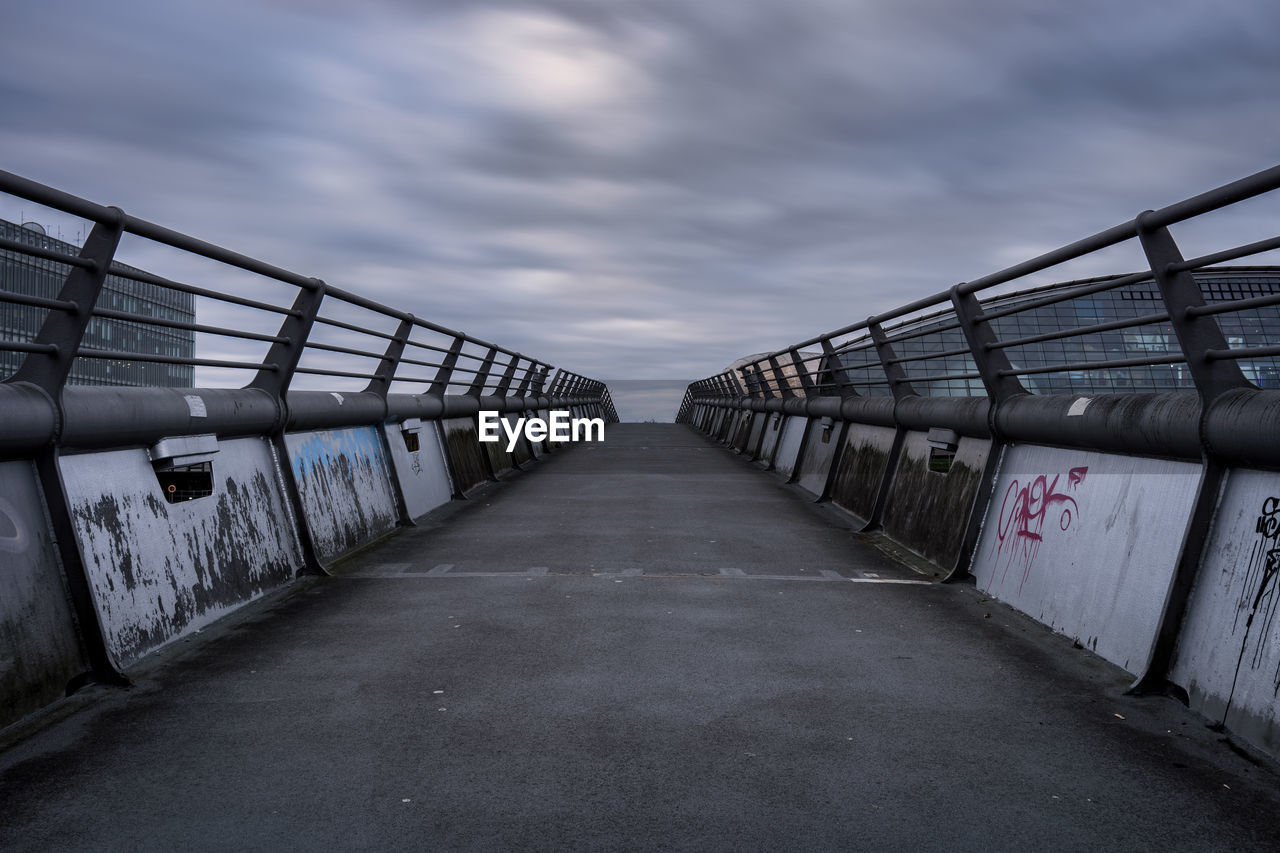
[971,444,1201,674]
[59,438,301,669]
[285,426,399,563]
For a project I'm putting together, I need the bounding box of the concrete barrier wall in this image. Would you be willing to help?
[794,420,843,497]
[881,432,991,572]
[60,438,301,669]
[0,461,87,728]
[286,426,400,564]
[744,411,767,455]
[384,421,454,521]
[970,444,1202,674]
[829,423,897,523]
[441,417,490,495]
[1169,468,1280,755]
[757,413,784,464]
[773,415,808,479]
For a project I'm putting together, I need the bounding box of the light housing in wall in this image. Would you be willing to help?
[148,433,219,503]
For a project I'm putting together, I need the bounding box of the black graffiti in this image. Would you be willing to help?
[1234,496,1280,694]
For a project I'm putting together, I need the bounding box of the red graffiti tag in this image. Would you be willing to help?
[991,466,1088,593]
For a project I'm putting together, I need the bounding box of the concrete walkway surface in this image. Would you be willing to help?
[2,424,1279,851]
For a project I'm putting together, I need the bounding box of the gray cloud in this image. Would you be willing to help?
[2,0,1278,405]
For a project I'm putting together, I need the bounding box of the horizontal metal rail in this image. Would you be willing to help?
[687,163,1280,416]
[0,168,611,420]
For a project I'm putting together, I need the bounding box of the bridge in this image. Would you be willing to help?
[3,166,1280,850]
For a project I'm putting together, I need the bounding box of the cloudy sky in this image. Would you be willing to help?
[2,0,1278,417]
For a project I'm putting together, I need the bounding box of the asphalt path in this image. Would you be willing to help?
[2,423,1278,851]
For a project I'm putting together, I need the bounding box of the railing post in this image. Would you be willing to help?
[364,316,412,399]
[428,335,465,398]
[847,320,920,531]
[11,215,122,394]
[467,347,499,480]
[14,214,130,689]
[868,321,919,401]
[1136,214,1251,403]
[788,347,815,396]
[467,347,498,397]
[532,365,550,396]
[248,280,326,400]
[546,370,565,400]
[820,339,858,400]
[250,280,328,576]
[945,290,1024,582]
[493,354,520,396]
[367,317,415,526]
[949,285,1028,405]
[782,347,816,482]
[767,355,793,398]
[757,356,790,461]
[1130,214,1250,695]
[513,359,535,399]
[492,356,529,467]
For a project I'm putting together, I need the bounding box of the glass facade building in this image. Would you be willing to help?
[830,268,1280,397]
[1,219,195,387]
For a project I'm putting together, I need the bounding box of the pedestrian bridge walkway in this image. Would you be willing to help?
[6,166,1280,851]
[3,425,1279,852]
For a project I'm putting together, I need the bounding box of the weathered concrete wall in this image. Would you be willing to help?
[881,432,990,572]
[286,426,400,564]
[795,420,842,498]
[61,438,301,669]
[744,412,767,456]
[829,423,897,523]
[773,415,807,479]
[757,414,785,464]
[383,421,453,522]
[441,417,490,495]
[731,411,755,452]
[970,444,1201,674]
[0,460,87,728]
[1170,468,1280,756]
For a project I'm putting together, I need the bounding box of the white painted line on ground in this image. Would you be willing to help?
[847,577,931,585]
[427,564,454,575]
[528,567,549,575]
[719,568,747,577]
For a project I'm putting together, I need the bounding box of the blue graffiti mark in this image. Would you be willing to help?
[288,425,388,483]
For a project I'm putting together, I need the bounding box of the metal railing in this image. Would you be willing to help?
[0,168,618,446]
[677,162,1280,457]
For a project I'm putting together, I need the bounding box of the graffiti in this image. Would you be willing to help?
[990,466,1089,593]
[1232,496,1280,693]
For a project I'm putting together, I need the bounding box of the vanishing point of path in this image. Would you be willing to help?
[2,424,1279,851]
